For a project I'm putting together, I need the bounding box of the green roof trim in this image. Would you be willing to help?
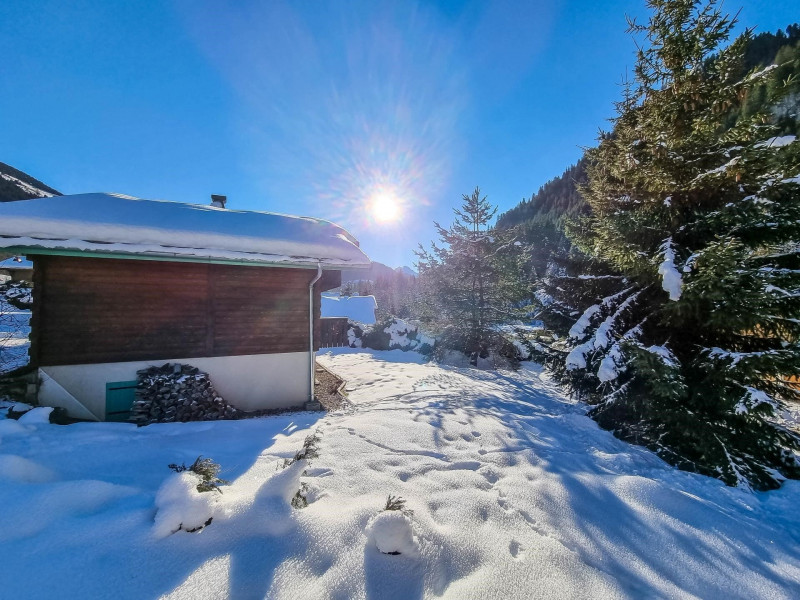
[3,247,339,269]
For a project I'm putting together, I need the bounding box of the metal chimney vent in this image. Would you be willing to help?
[211,194,227,209]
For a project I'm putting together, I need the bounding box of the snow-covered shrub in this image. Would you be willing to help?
[168,456,228,494]
[359,318,392,350]
[283,431,321,468]
[2,282,33,309]
[384,494,410,513]
[2,399,32,419]
[432,324,520,368]
[347,322,365,348]
[367,495,418,556]
[153,471,220,537]
[154,456,227,536]
[16,406,53,424]
[349,318,436,355]
[291,482,310,509]
[282,431,321,509]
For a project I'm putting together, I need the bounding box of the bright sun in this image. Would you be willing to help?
[369,189,401,223]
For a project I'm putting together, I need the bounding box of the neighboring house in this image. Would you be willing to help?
[0,193,370,420]
[321,293,377,325]
[0,256,33,281]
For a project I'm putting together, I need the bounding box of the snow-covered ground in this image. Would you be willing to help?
[2,349,799,599]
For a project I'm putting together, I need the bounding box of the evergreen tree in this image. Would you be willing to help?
[372,272,418,321]
[416,187,532,364]
[564,0,800,490]
[496,21,800,326]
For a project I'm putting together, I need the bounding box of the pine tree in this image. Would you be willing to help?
[416,187,532,364]
[564,0,800,490]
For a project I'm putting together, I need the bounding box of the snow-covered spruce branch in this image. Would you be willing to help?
[568,286,637,340]
[657,238,683,301]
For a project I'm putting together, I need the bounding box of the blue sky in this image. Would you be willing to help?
[1,0,797,268]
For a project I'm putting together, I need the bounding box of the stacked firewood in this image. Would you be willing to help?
[130,363,240,425]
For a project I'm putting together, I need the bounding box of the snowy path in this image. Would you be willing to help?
[1,349,799,599]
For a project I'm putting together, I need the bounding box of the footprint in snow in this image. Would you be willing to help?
[304,467,333,478]
[509,540,525,559]
[497,489,509,510]
[445,460,482,471]
[480,469,500,484]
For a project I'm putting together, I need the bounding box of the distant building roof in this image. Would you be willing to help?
[321,294,377,324]
[0,193,370,268]
[0,256,33,270]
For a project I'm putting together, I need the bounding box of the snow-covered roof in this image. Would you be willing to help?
[321,294,377,324]
[0,193,371,268]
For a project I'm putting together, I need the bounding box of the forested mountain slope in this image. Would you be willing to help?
[497,23,800,254]
[0,162,60,201]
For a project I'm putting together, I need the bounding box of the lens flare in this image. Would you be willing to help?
[184,1,468,240]
[368,187,402,223]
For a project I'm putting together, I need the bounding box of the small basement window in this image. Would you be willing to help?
[105,380,138,422]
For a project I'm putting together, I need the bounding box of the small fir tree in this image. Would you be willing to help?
[168,456,228,494]
[416,187,532,364]
[564,0,800,490]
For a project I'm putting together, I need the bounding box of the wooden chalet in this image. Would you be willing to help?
[0,192,370,420]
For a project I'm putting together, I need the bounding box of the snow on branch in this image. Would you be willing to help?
[755,135,796,149]
[568,305,602,340]
[596,319,650,383]
[734,386,778,416]
[597,343,624,382]
[568,287,635,340]
[593,292,641,350]
[566,339,594,371]
[568,291,641,374]
[658,238,683,301]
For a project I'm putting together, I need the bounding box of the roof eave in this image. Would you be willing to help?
[2,245,372,270]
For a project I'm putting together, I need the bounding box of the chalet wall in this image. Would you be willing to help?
[33,256,341,367]
[39,352,310,419]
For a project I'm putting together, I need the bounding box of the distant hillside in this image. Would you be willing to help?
[495,158,589,276]
[340,261,406,283]
[743,24,800,73]
[395,266,417,277]
[496,158,588,234]
[0,161,60,201]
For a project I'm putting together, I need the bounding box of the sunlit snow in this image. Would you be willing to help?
[1,350,799,599]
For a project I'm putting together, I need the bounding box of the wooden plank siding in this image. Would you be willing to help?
[31,255,341,367]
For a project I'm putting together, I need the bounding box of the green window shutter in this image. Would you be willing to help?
[105,380,138,422]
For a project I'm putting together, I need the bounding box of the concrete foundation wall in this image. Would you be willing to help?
[39,352,311,421]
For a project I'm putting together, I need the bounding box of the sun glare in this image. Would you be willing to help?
[369,189,401,223]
